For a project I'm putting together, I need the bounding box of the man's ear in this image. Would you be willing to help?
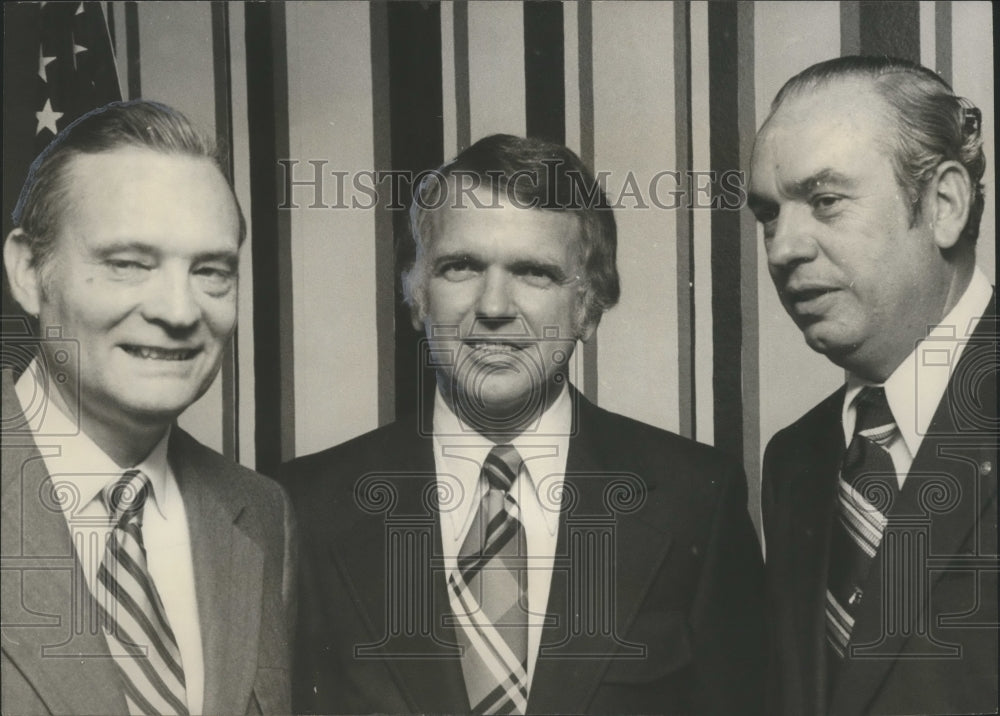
[927,160,972,251]
[3,229,43,316]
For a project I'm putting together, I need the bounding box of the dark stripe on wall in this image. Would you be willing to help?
[245,2,295,473]
[735,1,761,533]
[370,3,396,427]
[859,2,919,62]
[453,2,471,152]
[524,1,565,144]
[211,2,238,461]
[840,1,860,56]
[707,1,744,462]
[124,1,140,99]
[935,1,952,85]
[577,0,598,405]
[673,1,695,440]
[388,1,444,423]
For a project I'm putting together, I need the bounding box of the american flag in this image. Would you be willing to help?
[2,1,121,317]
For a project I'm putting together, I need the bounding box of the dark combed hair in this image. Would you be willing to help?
[772,55,986,245]
[405,134,620,330]
[12,99,245,269]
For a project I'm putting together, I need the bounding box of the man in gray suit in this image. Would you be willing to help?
[2,100,295,714]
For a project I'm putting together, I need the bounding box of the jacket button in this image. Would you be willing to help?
[980,461,993,477]
[848,587,864,606]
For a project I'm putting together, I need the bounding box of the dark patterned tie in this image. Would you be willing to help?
[96,469,189,715]
[450,444,530,715]
[826,387,899,682]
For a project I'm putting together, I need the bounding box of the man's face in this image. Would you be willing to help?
[748,79,949,380]
[417,187,592,428]
[36,147,241,432]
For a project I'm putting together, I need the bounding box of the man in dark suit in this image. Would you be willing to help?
[282,134,765,714]
[1,100,295,714]
[748,56,998,715]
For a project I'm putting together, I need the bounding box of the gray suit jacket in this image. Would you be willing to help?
[1,370,297,714]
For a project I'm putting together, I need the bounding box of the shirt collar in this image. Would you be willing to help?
[432,385,572,540]
[15,358,174,520]
[843,267,993,453]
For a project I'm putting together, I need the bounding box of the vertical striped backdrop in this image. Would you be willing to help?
[83,2,1000,530]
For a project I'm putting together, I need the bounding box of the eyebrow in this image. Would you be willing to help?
[93,241,240,268]
[748,168,857,209]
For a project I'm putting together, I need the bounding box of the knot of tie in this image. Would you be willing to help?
[483,444,523,493]
[104,469,151,527]
[853,387,896,444]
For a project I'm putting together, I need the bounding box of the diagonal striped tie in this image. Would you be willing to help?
[826,387,899,683]
[450,445,530,715]
[96,469,189,716]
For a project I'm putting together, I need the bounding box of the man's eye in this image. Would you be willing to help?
[439,260,478,281]
[518,266,557,288]
[194,265,237,293]
[106,259,150,274]
[811,194,843,215]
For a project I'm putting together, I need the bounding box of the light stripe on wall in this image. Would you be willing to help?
[592,1,678,432]
[690,0,713,444]
[562,0,583,395]
[285,2,380,456]
[441,1,457,161]
[467,1,525,140]
[227,0,256,469]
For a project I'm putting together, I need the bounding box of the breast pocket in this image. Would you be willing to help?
[602,610,693,683]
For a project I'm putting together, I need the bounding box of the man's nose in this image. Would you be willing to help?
[141,267,201,329]
[475,267,515,319]
[766,206,819,270]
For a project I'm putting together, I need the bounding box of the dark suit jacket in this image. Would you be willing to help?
[762,297,999,715]
[281,389,765,714]
[1,370,297,715]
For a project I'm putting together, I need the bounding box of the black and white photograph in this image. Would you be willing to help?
[2,2,996,714]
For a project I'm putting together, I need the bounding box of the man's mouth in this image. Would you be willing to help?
[463,340,531,353]
[121,345,201,361]
[783,284,839,308]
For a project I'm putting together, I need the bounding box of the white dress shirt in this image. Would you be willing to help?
[15,361,205,714]
[842,267,993,490]
[433,386,572,689]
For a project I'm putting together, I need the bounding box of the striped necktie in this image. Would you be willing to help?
[96,469,189,715]
[826,387,899,680]
[450,444,530,715]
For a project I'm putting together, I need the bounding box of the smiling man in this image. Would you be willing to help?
[1,101,295,715]
[282,134,765,714]
[748,57,997,715]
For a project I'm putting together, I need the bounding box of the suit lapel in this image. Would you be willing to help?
[783,393,845,714]
[327,420,467,712]
[832,303,999,713]
[1,373,125,715]
[171,431,265,715]
[528,393,674,714]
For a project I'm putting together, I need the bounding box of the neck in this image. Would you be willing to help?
[48,381,169,468]
[440,379,567,443]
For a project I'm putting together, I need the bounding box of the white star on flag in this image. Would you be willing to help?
[72,36,88,70]
[36,98,64,136]
[38,46,56,81]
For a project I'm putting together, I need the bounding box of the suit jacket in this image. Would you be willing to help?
[762,297,999,715]
[1,370,297,715]
[281,388,766,714]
